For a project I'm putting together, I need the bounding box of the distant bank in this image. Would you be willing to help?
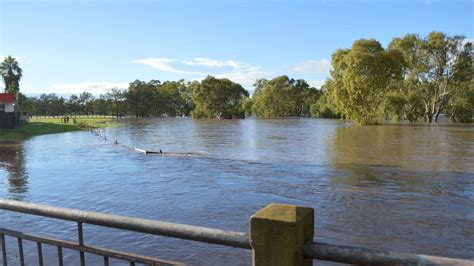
[0,116,120,141]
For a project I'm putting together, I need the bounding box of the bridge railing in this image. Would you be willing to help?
[0,199,472,265]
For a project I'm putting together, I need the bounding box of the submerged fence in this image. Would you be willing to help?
[0,199,472,265]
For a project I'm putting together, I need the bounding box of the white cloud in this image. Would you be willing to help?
[291,59,331,75]
[47,81,129,95]
[132,57,251,75]
[133,57,268,89]
[307,79,326,89]
[216,66,268,89]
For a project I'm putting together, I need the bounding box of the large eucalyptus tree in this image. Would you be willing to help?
[389,32,473,123]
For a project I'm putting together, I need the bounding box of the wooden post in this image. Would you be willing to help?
[250,204,314,266]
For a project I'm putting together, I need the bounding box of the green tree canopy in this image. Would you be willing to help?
[160,80,192,116]
[251,76,321,118]
[310,82,340,118]
[326,39,405,125]
[388,32,473,123]
[103,88,127,117]
[445,58,474,122]
[192,76,249,119]
[127,80,160,117]
[79,91,95,115]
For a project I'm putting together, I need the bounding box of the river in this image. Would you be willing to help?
[1,118,473,265]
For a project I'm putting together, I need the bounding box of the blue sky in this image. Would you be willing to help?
[1,0,473,96]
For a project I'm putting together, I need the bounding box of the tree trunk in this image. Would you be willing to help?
[426,114,433,123]
[434,94,448,123]
[434,110,441,123]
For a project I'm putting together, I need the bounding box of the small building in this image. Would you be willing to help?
[0,93,20,129]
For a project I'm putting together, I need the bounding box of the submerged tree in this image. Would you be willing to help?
[0,56,23,96]
[326,39,405,125]
[126,80,159,117]
[310,82,340,118]
[389,32,473,123]
[160,80,191,116]
[445,59,474,122]
[192,76,249,119]
[251,76,321,118]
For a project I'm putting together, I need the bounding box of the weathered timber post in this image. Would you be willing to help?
[250,204,314,266]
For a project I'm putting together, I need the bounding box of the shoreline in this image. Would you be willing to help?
[0,117,122,141]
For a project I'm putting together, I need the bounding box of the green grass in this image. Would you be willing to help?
[0,116,122,141]
[30,116,122,128]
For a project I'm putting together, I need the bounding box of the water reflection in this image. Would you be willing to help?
[1,119,473,263]
[0,142,28,197]
[326,124,474,255]
[330,124,474,173]
[329,124,474,198]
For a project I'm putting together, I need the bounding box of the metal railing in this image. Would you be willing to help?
[0,199,472,265]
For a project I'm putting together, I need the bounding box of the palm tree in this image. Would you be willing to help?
[0,56,23,96]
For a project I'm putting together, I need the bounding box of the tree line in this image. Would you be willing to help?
[320,32,473,124]
[3,31,473,124]
[17,75,322,119]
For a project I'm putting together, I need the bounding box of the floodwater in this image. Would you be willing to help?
[0,118,473,265]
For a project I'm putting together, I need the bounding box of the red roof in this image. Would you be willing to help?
[0,93,15,103]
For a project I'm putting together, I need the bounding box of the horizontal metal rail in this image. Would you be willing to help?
[0,228,181,265]
[1,199,473,265]
[0,199,250,249]
[304,241,473,265]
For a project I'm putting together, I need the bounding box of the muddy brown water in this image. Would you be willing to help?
[0,118,473,265]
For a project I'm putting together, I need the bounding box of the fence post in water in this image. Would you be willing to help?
[250,204,314,266]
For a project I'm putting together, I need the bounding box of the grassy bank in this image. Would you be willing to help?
[29,116,122,128]
[0,116,122,141]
